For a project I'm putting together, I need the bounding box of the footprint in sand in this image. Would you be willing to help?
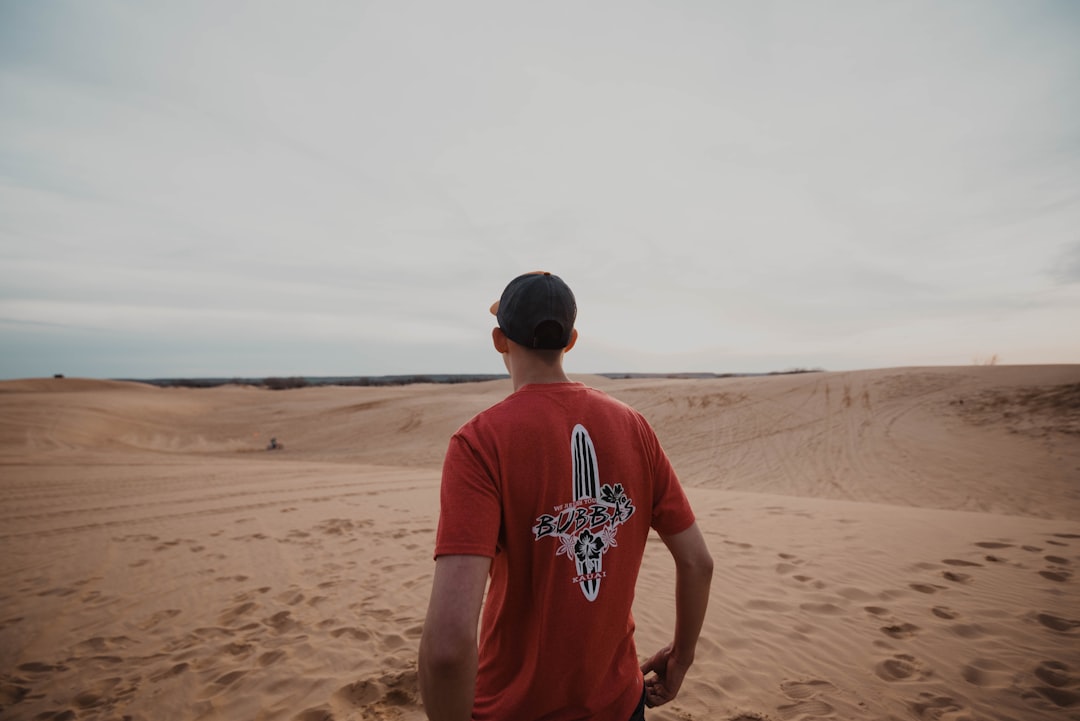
[221,641,253,658]
[942,559,982,567]
[1034,660,1077,688]
[875,654,931,682]
[195,669,248,700]
[316,518,370,536]
[335,679,383,706]
[1026,686,1080,710]
[745,599,793,613]
[258,650,286,667]
[18,661,67,674]
[0,680,30,706]
[722,540,754,551]
[331,670,419,717]
[931,606,958,620]
[153,539,183,552]
[331,627,371,641]
[137,608,181,631]
[881,622,919,639]
[777,698,834,720]
[263,610,297,633]
[1035,613,1080,634]
[975,541,1013,549]
[74,636,133,653]
[219,601,257,626]
[1022,662,1080,712]
[910,693,970,720]
[909,583,944,594]
[777,680,836,719]
[950,623,987,639]
[213,670,247,687]
[942,571,973,584]
[780,680,835,699]
[1039,554,1073,582]
[961,658,1012,688]
[799,602,846,616]
[1038,569,1072,582]
[149,662,189,682]
[275,589,305,606]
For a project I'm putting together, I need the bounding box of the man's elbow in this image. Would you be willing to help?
[678,549,714,580]
[419,630,477,675]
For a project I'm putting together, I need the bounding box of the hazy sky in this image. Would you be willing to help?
[2,1,1078,379]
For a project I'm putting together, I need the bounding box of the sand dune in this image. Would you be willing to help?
[0,366,1077,720]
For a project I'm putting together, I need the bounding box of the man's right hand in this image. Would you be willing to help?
[640,644,691,707]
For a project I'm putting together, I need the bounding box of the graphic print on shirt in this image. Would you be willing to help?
[531,424,636,601]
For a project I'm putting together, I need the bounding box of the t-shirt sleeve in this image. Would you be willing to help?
[433,431,502,559]
[645,421,696,536]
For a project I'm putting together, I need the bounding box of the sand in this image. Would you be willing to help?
[0,365,1078,721]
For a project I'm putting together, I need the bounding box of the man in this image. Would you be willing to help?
[419,272,713,721]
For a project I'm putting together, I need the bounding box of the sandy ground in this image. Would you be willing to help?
[0,365,1078,721]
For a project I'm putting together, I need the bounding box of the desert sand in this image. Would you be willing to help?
[1,365,1078,721]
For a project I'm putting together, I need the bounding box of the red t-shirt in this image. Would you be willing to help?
[435,382,696,721]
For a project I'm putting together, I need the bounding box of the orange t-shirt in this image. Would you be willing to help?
[435,382,695,721]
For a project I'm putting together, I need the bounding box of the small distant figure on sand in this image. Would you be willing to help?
[266,437,284,451]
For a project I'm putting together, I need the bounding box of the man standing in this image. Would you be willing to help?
[419,272,713,721]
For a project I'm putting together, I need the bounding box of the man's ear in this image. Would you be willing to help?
[564,328,579,352]
[492,327,510,354]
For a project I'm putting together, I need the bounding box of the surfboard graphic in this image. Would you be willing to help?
[571,423,602,601]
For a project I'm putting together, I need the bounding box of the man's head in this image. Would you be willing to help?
[490,271,577,350]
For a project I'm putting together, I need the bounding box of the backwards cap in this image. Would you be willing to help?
[490,271,577,349]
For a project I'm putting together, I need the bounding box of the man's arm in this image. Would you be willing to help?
[640,522,713,708]
[418,554,491,721]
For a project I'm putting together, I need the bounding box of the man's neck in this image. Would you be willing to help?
[510,367,572,391]
[506,351,572,391]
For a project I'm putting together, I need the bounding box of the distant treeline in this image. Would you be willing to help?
[130,374,510,390]
[600,368,823,380]
[123,368,823,390]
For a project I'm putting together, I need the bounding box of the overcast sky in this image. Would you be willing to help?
[1,1,1078,379]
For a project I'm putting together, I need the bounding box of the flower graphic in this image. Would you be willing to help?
[556,534,577,559]
[600,483,635,524]
[600,483,626,504]
[574,530,605,564]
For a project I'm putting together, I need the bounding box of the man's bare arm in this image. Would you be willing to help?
[641,522,713,707]
[418,554,491,721]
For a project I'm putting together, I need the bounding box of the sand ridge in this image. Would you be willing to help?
[0,365,1078,720]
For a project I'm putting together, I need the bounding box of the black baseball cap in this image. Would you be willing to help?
[490,271,577,349]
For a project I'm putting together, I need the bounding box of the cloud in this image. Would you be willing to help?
[1,1,1079,377]
[1051,241,1080,284]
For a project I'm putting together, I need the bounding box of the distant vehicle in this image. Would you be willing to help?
[266,437,284,451]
